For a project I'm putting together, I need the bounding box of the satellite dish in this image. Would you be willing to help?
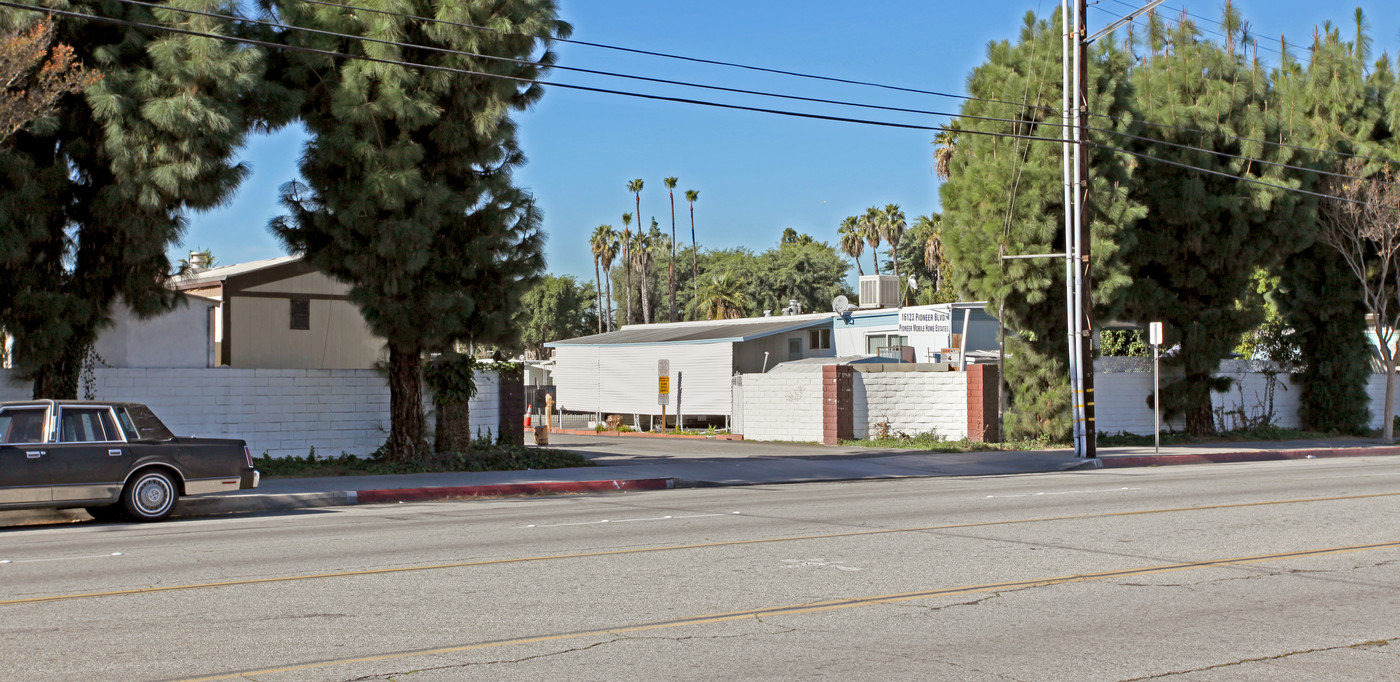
[832,295,851,314]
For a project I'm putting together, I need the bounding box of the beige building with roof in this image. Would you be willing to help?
[175,256,384,369]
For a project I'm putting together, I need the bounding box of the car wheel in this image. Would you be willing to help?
[85,504,129,522]
[122,470,178,522]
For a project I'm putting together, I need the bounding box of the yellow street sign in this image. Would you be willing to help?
[658,377,670,394]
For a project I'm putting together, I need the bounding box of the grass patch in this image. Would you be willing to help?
[255,445,594,478]
[841,433,1065,452]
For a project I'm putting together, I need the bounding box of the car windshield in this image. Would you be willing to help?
[117,405,176,441]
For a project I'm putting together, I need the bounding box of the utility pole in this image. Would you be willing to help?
[1073,0,1096,458]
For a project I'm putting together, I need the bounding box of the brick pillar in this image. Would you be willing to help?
[497,366,525,446]
[823,365,854,445]
[966,364,1000,443]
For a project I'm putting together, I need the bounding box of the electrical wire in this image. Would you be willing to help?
[288,0,1053,114]
[0,1,1367,205]
[100,0,1394,182]
[0,0,1051,142]
[100,0,1056,134]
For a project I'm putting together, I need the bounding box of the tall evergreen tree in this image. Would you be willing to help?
[270,0,565,461]
[0,1,264,398]
[685,189,699,309]
[1269,16,1393,434]
[941,10,1140,439]
[1118,17,1316,435]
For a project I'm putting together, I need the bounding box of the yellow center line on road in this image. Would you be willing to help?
[4,491,1398,608]
[178,539,1400,682]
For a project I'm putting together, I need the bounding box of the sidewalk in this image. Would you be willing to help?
[6,434,1400,526]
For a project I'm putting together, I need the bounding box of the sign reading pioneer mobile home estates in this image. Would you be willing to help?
[897,306,953,351]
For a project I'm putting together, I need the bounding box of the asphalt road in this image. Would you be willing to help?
[4,457,1399,681]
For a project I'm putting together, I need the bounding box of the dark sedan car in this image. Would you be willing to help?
[0,400,259,522]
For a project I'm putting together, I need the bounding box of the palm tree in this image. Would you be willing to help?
[589,225,613,333]
[838,216,864,277]
[913,214,944,293]
[631,222,658,324]
[597,227,619,331]
[686,189,700,309]
[860,206,883,274]
[664,176,679,322]
[912,212,946,294]
[620,211,633,325]
[933,124,958,181]
[691,271,749,320]
[881,204,907,302]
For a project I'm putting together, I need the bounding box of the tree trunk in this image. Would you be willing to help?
[1382,344,1396,443]
[32,340,85,400]
[1183,376,1216,437]
[386,344,424,462]
[604,270,614,332]
[624,235,633,325]
[434,399,473,453]
[640,262,652,324]
[690,206,698,315]
[669,191,677,323]
[593,260,603,334]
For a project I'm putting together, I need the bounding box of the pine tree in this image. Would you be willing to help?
[0,2,264,398]
[1268,17,1393,434]
[270,0,566,461]
[1118,17,1315,435]
[941,10,1141,440]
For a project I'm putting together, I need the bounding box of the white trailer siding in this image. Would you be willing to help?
[553,342,735,416]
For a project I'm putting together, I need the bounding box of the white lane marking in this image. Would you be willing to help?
[985,487,1142,499]
[525,513,732,529]
[0,552,124,565]
[781,557,863,572]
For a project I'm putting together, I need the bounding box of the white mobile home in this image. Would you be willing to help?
[545,314,837,425]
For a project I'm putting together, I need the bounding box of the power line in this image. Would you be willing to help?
[106,0,1394,181]
[264,0,1400,171]
[100,0,1055,135]
[289,0,1051,114]
[0,1,1047,141]
[0,1,1366,206]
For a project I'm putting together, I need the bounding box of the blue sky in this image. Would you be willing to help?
[181,1,1400,287]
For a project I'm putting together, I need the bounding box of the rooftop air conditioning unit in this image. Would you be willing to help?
[858,275,900,308]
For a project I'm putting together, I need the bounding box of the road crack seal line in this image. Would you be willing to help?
[175,542,1400,682]
[349,639,624,680]
[1119,636,1400,680]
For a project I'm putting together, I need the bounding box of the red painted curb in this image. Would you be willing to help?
[353,478,674,504]
[1099,446,1400,468]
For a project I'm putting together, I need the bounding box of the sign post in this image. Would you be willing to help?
[658,360,670,433]
[1149,322,1163,454]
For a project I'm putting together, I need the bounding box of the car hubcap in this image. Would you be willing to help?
[136,476,172,515]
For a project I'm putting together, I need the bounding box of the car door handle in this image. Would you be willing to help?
[25,450,44,459]
[108,449,123,457]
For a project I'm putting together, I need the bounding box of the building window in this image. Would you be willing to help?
[290,299,310,330]
[808,328,831,350]
[866,334,907,354]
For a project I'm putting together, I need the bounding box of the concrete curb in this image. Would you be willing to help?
[352,478,675,504]
[1097,445,1400,468]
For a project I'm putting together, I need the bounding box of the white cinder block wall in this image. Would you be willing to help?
[854,369,967,439]
[739,368,825,443]
[0,368,503,457]
[1095,369,1394,435]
